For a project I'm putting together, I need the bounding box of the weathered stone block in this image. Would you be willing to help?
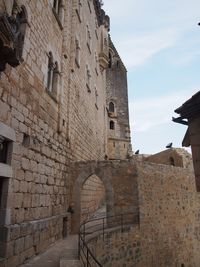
[14,237,24,254]
[24,235,33,250]
[10,225,20,240]
[13,193,23,208]
[21,158,30,171]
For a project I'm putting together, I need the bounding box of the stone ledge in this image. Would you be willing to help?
[0,123,16,142]
[60,259,81,267]
[0,163,13,178]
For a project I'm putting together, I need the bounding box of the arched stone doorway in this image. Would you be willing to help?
[70,165,114,233]
[81,174,106,222]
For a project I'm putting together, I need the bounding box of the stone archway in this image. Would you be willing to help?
[70,162,114,233]
[70,160,139,234]
[80,174,106,222]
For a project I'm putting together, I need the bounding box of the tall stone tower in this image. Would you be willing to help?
[106,38,132,159]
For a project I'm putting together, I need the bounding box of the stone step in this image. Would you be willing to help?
[60,248,81,267]
[60,259,82,267]
[60,249,78,259]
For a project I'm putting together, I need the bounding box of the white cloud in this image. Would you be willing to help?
[129,88,199,133]
[116,28,181,68]
[173,50,200,65]
[103,0,200,68]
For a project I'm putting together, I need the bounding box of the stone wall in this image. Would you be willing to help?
[78,160,200,267]
[106,39,131,160]
[0,1,73,265]
[86,226,141,267]
[145,148,193,170]
[81,174,105,222]
[107,138,130,160]
[0,0,113,266]
[68,0,109,161]
[70,160,139,233]
[137,161,200,267]
[0,215,70,267]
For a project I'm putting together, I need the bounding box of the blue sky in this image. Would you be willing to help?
[103,0,200,154]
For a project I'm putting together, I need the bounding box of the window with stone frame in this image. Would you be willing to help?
[46,52,60,101]
[52,0,64,28]
[75,37,81,67]
[86,64,91,93]
[109,102,115,113]
[95,87,98,109]
[86,25,92,53]
[76,0,82,22]
[110,120,115,130]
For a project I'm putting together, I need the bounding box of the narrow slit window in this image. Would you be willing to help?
[110,121,115,130]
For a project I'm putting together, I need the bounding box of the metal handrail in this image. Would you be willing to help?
[79,212,139,267]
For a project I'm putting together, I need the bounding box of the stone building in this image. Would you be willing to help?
[1,1,200,267]
[174,90,200,191]
[106,37,132,160]
[145,147,193,170]
[0,0,132,266]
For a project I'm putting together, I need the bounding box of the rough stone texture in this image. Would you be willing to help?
[82,160,200,267]
[0,0,131,266]
[0,0,199,267]
[145,148,193,170]
[86,226,141,267]
[70,160,139,233]
[0,0,117,267]
[81,174,105,222]
[137,161,200,267]
[68,0,109,161]
[106,39,132,160]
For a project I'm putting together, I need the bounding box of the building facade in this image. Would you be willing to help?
[106,38,132,160]
[174,90,200,191]
[0,0,131,265]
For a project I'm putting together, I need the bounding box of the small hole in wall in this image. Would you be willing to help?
[169,156,175,166]
[181,264,185,267]
[63,119,66,126]
[113,142,115,147]
[22,134,30,147]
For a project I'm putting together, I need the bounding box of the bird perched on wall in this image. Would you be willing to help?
[135,150,139,154]
[166,142,173,148]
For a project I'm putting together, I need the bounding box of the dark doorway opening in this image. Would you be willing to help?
[62,217,68,238]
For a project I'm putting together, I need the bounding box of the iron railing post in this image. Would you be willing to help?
[84,222,86,241]
[79,212,138,267]
[78,232,80,260]
[121,214,124,233]
[87,248,89,267]
[103,217,105,241]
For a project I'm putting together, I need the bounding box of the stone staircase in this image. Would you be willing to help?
[59,248,81,267]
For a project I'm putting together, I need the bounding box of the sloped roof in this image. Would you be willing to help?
[175,90,200,119]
